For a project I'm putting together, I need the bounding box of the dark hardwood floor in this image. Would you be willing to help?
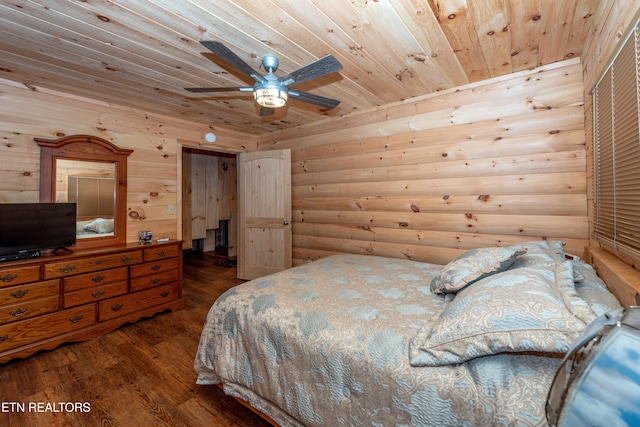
[0,250,273,427]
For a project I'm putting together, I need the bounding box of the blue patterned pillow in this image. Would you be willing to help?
[411,265,588,367]
[553,261,597,324]
[430,246,527,293]
[509,240,566,269]
[573,260,622,317]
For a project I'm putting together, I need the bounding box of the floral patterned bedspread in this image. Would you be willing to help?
[194,253,619,427]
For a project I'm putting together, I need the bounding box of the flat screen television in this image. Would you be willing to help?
[0,203,77,262]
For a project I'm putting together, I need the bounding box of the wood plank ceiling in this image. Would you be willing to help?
[0,0,600,135]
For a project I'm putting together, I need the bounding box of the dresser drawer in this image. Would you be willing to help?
[143,244,180,262]
[0,265,40,288]
[64,267,128,292]
[130,258,179,278]
[0,304,95,352]
[98,282,180,322]
[63,281,128,308]
[130,269,180,292]
[0,279,59,306]
[0,296,59,324]
[45,251,143,279]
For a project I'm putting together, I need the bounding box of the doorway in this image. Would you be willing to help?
[181,147,237,261]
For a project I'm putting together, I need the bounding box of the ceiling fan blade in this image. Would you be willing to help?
[185,86,251,93]
[260,107,275,116]
[200,41,265,83]
[288,90,341,109]
[280,55,343,87]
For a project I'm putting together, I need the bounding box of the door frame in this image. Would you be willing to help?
[179,143,238,252]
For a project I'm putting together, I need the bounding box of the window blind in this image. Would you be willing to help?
[593,24,640,260]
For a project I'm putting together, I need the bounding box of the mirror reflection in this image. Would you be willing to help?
[36,134,132,250]
[55,159,116,239]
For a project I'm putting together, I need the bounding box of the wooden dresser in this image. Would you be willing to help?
[0,240,183,363]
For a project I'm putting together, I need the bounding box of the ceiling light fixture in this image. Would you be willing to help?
[254,55,288,109]
[254,86,288,108]
[185,42,343,116]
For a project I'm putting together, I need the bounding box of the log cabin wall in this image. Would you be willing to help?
[576,0,640,305]
[0,78,253,244]
[581,1,640,267]
[258,58,587,266]
[4,0,634,268]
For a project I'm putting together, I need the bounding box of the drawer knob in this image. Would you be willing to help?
[160,291,170,297]
[92,275,105,283]
[151,264,161,271]
[59,265,75,273]
[152,277,162,284]
[10,289,28,299]
[0,274,18,283]
[10,308,27,317]
[111,304,123,312]
[0,335,7,343]
[92,290,105,298]
[121,256,133,263]
[69,315,84,323]
[157,251,166,257]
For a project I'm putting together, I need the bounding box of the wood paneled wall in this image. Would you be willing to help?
[0,78,252,244]
[259,58,587,265]
[5,0,635,268]
[581,0,640,268]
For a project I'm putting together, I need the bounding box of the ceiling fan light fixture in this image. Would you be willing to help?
[254,87,288,108]
[186,42,343,115]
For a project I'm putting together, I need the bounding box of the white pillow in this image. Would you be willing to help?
[83,218,114,234]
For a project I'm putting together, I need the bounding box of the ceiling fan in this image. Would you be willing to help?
[185,41,343,116]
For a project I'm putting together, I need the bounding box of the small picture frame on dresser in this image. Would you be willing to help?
[138,231,153,243]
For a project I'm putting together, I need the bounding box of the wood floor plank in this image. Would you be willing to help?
[0,250,272,427]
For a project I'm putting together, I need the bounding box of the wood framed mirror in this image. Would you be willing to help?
[36,134,133,250]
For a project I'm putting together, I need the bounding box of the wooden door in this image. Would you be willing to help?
[237,150,291,280]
